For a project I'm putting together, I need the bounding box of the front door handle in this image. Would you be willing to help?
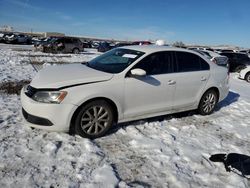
[201,77,207,81]
[168,80,176,85]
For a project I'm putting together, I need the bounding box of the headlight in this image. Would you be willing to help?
[32,91,67,104]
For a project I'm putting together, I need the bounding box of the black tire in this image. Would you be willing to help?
[72,48,80,54]
[198,90,218,115]
[245,72,250,83]
[73,100,114,139]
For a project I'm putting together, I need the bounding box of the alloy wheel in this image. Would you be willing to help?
[246,73,250,83]
[80,106,109,135]
[73,48,79,54]
[202,93,216,113]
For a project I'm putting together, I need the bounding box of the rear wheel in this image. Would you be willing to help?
[73,100,114,138]
[198,90,218,115]
[73,48,80,54]
[245,72,250,83]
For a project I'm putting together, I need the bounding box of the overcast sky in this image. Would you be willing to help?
[0,0,250,47]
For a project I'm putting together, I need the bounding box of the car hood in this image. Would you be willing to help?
[30,64,113,89]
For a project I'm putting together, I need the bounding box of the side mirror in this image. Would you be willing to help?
[130,68,146,77]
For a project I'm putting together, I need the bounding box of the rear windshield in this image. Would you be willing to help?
[237,54,250,62]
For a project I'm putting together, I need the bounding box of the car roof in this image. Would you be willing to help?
[220,52,247,55]
[120,45,193,54]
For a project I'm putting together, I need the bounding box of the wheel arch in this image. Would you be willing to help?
[201,87,220,103]
[69,97,119,133]
[245,71,250,80]
[72,47,80,53]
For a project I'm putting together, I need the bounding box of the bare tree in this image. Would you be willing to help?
[172,41,186,48]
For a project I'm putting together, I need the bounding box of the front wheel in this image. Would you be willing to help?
[73,100,114,139]
[198,90,218,115]
[245,72,250,83]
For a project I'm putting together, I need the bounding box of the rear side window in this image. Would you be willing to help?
[55,38,63,43]
[200,58,210,70]
[175,52,209,72]
[64,38,73,43]
[72,38,80,44]
[133,51,173,75]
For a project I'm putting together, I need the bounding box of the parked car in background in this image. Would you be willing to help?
[114,42,133,47]
[4,33,31,44]
[239,66,250,83]
[194,49,229,68]
[1,33,13,43]
[21,46,229,138]
[32,37,47,46]
[97,41,113,52]
[239,49,250,54]
[81,40,92,48]
[220,49,235,53]
[188,47,214,52]
[31,37,42,45]
[34,37,58,48]
[91,41,100,48]
[0,32,8,43]
[41,37,84,54]
[132,41,152,45]
[239,49,250,58]
[4,33,16,44]
[220,52,250,72]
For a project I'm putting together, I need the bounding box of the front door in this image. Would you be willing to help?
[123,51,176,119]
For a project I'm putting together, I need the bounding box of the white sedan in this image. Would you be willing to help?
[21,45,229,138]
[239,66,250,82]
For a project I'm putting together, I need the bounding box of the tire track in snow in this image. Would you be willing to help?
[95,98,250,187]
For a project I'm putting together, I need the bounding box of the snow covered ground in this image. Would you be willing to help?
[0,45,250,187]
[0,43,34,51]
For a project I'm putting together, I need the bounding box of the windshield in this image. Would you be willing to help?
[46,38,58,43]
[86,48,145,73]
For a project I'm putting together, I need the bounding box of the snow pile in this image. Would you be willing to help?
[0,47,250,187]
[0,49,35,82]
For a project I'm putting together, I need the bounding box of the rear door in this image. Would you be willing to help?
[171,51,210,109]
[75,39,83,50]
[124,51,176,119]
[55,38,66,52]
[63,38,73,53]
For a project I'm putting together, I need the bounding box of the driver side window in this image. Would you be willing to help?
[133,51,173,75]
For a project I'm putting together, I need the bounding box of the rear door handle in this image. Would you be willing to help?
[201,77,207,81]
[168,80,176,85]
